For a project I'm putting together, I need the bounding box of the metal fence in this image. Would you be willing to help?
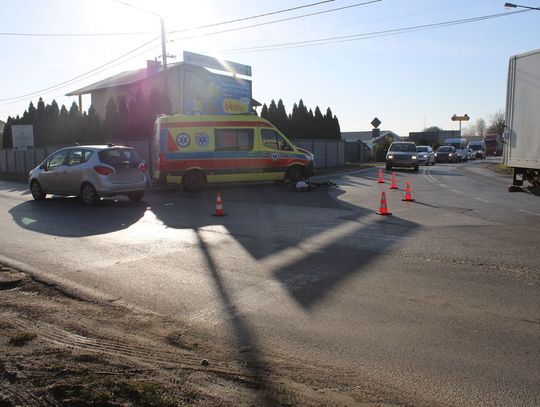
[344,141,372,163]
[0,139,153,176]
[290,139,345,168]
[0,138,344,176]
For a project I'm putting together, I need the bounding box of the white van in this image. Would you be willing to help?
[444,138,468,162]
[467,140,486,159]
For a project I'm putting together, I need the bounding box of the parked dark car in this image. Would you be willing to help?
[386,142,419,171]
[435,146,458,163]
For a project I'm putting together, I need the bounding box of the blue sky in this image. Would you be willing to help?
[0,0,539,137]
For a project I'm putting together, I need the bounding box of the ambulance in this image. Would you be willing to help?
[152,114,315,189]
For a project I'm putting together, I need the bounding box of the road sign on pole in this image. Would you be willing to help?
[451,114,470,122]
[451,114,470,135]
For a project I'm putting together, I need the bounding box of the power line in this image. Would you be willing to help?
[0,0,337,38]
[168,0,336,34]
[0,0,343,105]
[0,36,161,104]
[0,31,155,37]
[167,0,382,43]
[218,10,530,53]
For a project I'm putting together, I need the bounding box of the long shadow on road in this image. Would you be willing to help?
[9,197,147,237]
[195,229,282,406]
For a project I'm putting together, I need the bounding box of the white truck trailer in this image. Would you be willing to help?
[504,48,540,192]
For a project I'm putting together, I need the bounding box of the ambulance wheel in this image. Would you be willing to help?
[183,170,206,190]
[286,166,305,184]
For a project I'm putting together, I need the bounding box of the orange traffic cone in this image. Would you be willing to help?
[376,191,392,216]
[389,172,398,189]
[402,182,414,202]
[213,192,226,216]
[377,168,384,183]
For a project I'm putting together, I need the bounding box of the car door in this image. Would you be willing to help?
[38,149,70,193]
[63,148,92,193]
[260,128,295,180]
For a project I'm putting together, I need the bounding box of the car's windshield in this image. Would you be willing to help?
[438,146,453,152]
[389,143,416,152]
[416,147,429,152]
[469,145,482,150]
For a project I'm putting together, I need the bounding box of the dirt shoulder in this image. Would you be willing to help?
[0,262,423,406]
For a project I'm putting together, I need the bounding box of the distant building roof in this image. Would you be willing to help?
[65,62,263,109]
[66,62,186,96]
[342,130,401,142]
[341,130,402,149]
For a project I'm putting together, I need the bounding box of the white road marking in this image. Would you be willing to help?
[519,209,540,217]
[451,189,464,194]
[474,197,491,203]
[423,168,437,183]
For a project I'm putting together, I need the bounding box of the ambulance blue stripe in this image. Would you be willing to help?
[163,151,306,160]
[169,167,289,176]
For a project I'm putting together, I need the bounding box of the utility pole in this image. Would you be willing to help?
[113,0,167,69]
[160,17,167,71]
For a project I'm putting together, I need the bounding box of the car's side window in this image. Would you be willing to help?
[67,149,84,166]
[215,129,254,151]
[81,150,93,163]
[47,150,69,168]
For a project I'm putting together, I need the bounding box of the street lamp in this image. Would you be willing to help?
[504,2,540,10]
[113,0,168,70]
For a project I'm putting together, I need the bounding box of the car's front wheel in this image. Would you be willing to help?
[30,180,46,201]
[80,183,99,205]
[286,166,305,183]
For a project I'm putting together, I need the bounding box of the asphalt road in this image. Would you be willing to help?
[1,158,539,406]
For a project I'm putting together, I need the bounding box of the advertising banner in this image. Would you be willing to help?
[183,51,252,77]
[183,68,252,115]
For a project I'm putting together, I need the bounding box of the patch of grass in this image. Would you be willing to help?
[9,332,37,346]
[489,163,512,176]
[50,378,177,407]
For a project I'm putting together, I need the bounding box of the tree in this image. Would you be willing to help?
[2,116,13,148]
[313,106,324,139]
[424,126,443,132]
[43,100,60,145]
[474,118,486,139]
[118,96,130,139]
[276,99,289,136]
[67,101,81,143]
[487,110,505,135]
[103,97,119,140]
[85,105,102,143]
[262,98,342,140]
[59,104,69,143]
[128,90,146,139]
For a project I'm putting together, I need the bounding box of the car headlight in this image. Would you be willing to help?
[412,156,417,159]
[387,155,394,159]
[449,153,453,156]
[434,153,438,156]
